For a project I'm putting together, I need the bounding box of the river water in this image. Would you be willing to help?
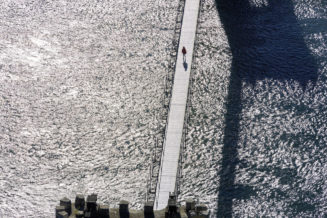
[180,0,327,217]
[0,0,326,217]
[0,0,178,217]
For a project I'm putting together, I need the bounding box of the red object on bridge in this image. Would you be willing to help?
[182,47,187,55]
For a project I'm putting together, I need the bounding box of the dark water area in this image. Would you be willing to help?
[181,0,327,217]
[215,0,318,217]
[215,0,318,88]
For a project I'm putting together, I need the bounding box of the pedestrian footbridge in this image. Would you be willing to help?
[152,0,201,210]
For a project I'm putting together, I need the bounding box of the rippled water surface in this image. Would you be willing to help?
[0,0,178,217]
[1,0,327,217]
[180,0,327,217]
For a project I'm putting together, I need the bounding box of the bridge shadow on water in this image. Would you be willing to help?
[213,0,318,217]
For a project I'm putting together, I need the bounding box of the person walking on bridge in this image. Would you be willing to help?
[182,46,187,63]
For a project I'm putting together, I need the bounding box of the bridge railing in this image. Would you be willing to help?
[146,0,187,203]
[150,0,203,205]
[174,0,203,203]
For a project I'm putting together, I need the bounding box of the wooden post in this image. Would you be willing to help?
[144,201,154,218]
[98,204,110,218]
[75,194,85,211]
[59,197,71,215]
[119,200,129,218]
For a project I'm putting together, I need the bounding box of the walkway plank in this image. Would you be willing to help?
[155,0,200,210]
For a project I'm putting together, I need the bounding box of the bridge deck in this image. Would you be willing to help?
[155,0,200,210]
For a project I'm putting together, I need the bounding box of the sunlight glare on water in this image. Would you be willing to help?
[0,0,326,217]
[0,0,179,217]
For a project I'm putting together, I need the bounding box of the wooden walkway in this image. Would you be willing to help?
[155,0,200,210]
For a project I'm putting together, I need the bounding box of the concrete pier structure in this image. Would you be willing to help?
[55,194,208,218]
